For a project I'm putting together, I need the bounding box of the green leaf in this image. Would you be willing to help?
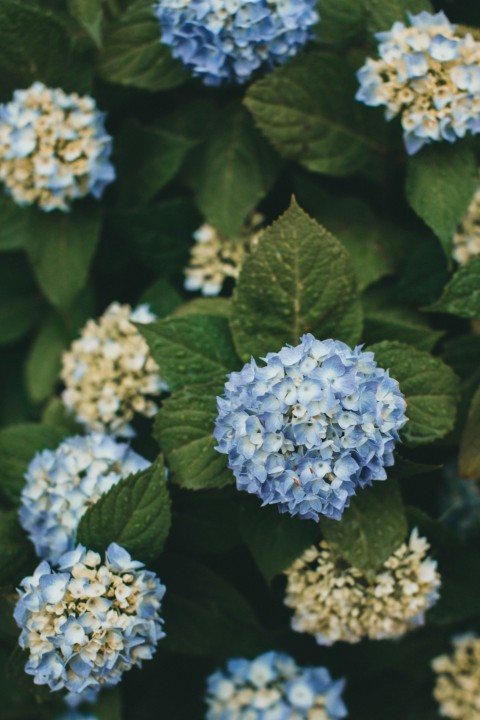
[155,382,232,490]
[240,499,318,582]
[0,511,36,586]
[160,553,267,658]
[41,397,83,435]
[140,277,183,318]
[98,0,186,91]
[0,196,29,251]
[138,315,240,390]
[0,255,42,345]
[173,298,231,319]
[95,689,122,720]
[363,0,432,32]
[230,199,362,361]
[68,0,103,46]
[25,312,68,404]
[170,488,241,555]
[316,0,366,45]
[0,423,66,506]
[245,51,386,177]
[25,203,102,309]
[427,257,480,319]
[194,104,281,237]
[405,143,477,254]
[320,479,408,575]
[115,119,196,205]
[77,457,171,563]
[459,385,480,478]
[369,341,460,446]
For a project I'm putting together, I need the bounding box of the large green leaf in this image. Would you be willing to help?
[245,51,386,177]
[240,499,318,583]
[138,315,240,390]
[68,0,103,46]
[77,457,171,564]
[194,104,281,237]
[320,479,407,575]
[316,0,366,45]
[98,0,186,91]
[0,255,42,345]
[459,385,480,479]
[25,312,69,404]
[25,203,102,309]
[370,341,460,446]
[0,196,29,251]
[155,382,232,490]
[363,0,432,32]
[0,423,66,506]
[0,511,36,586]
[230,199,362,360]
[428,257,480,319]
[406,143,477,254]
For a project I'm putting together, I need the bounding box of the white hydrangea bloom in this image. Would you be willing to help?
[61,303,165,437]
[432,634,480,719]
[453,186,480,265]
[184,214,264,296]
[284,529,441,644]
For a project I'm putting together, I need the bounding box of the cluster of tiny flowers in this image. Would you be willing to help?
[154,0,319,86]
[356,12,480,154]
[184,214,264,296]
[214,334,407,521]
[432,634,480,719]
[453,185,480,265]
[206,650,347,720]
[19,434,149,564]
[0,82,114,211]
[284,529,441,645]
[61,303,165,437]
[14,544,166,701]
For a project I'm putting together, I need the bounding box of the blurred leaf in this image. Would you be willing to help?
[25,312,68,404]
[442,334,480,380]
[0,511,36,585]
[173,298,231,319]
[394,235,450,307]
[160,553,267,658]
[320,479,407,575]
[362,294,444,351]
[95,688,122,720]
[155,382,232,490]
[77,456,171,563]
[170,488,241,555]
[115,119,196,205]
[240,500,318,582]
[68,0,103,46]
[231,199,362,361]
[25,203,102,309]
[41,397,83,435]
[140,277,183,318]
[245,51,386,176]
[0,255,42,346]
[370,341,460,446]
[98,0,186,91]
[459,385,480,478]
[406,143,477,254]
[427,257,480,319]
[316,0,366,45]
[0,197,29,251]
[363,0,432,31]
[139,315,240,390]
[194,104,281,237]
[0,422,66,506]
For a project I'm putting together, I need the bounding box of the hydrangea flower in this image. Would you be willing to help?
[206,650,347,719]
[61,303,165,437]
[214,334,407,521]
[453,184,480,265]
[185,214,264,296]
[284,530,441,645]
[0,82,114,211]
[356,11,480,154]
[154,0,319,86]
[432,634,480,719]
[19,434,149,563]
[14,543,166,702]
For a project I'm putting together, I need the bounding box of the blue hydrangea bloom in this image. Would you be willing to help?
[0,82,115,211]
[214,334,407,521]
[19,434,150,563]
[57,713,98,720]
[356,11,480,154]
[14,544,166,703]
[206,650,347,719]
[154,0,319,86]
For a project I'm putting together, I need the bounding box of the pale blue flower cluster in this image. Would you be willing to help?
[0,82,115,210]
[14,544,166,702]
[356,11,480,154]
[154,0,319,85]
[214,334,407,521]
[206,650,347,719]
[19,434,149,564]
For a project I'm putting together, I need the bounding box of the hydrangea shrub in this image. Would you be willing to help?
[0,0,479,719]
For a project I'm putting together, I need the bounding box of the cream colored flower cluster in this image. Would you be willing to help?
[284,529,441,645]
[432,634,480,719]
[61,303,164,437]
[184,213,264,296]
[453,186,480,265]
